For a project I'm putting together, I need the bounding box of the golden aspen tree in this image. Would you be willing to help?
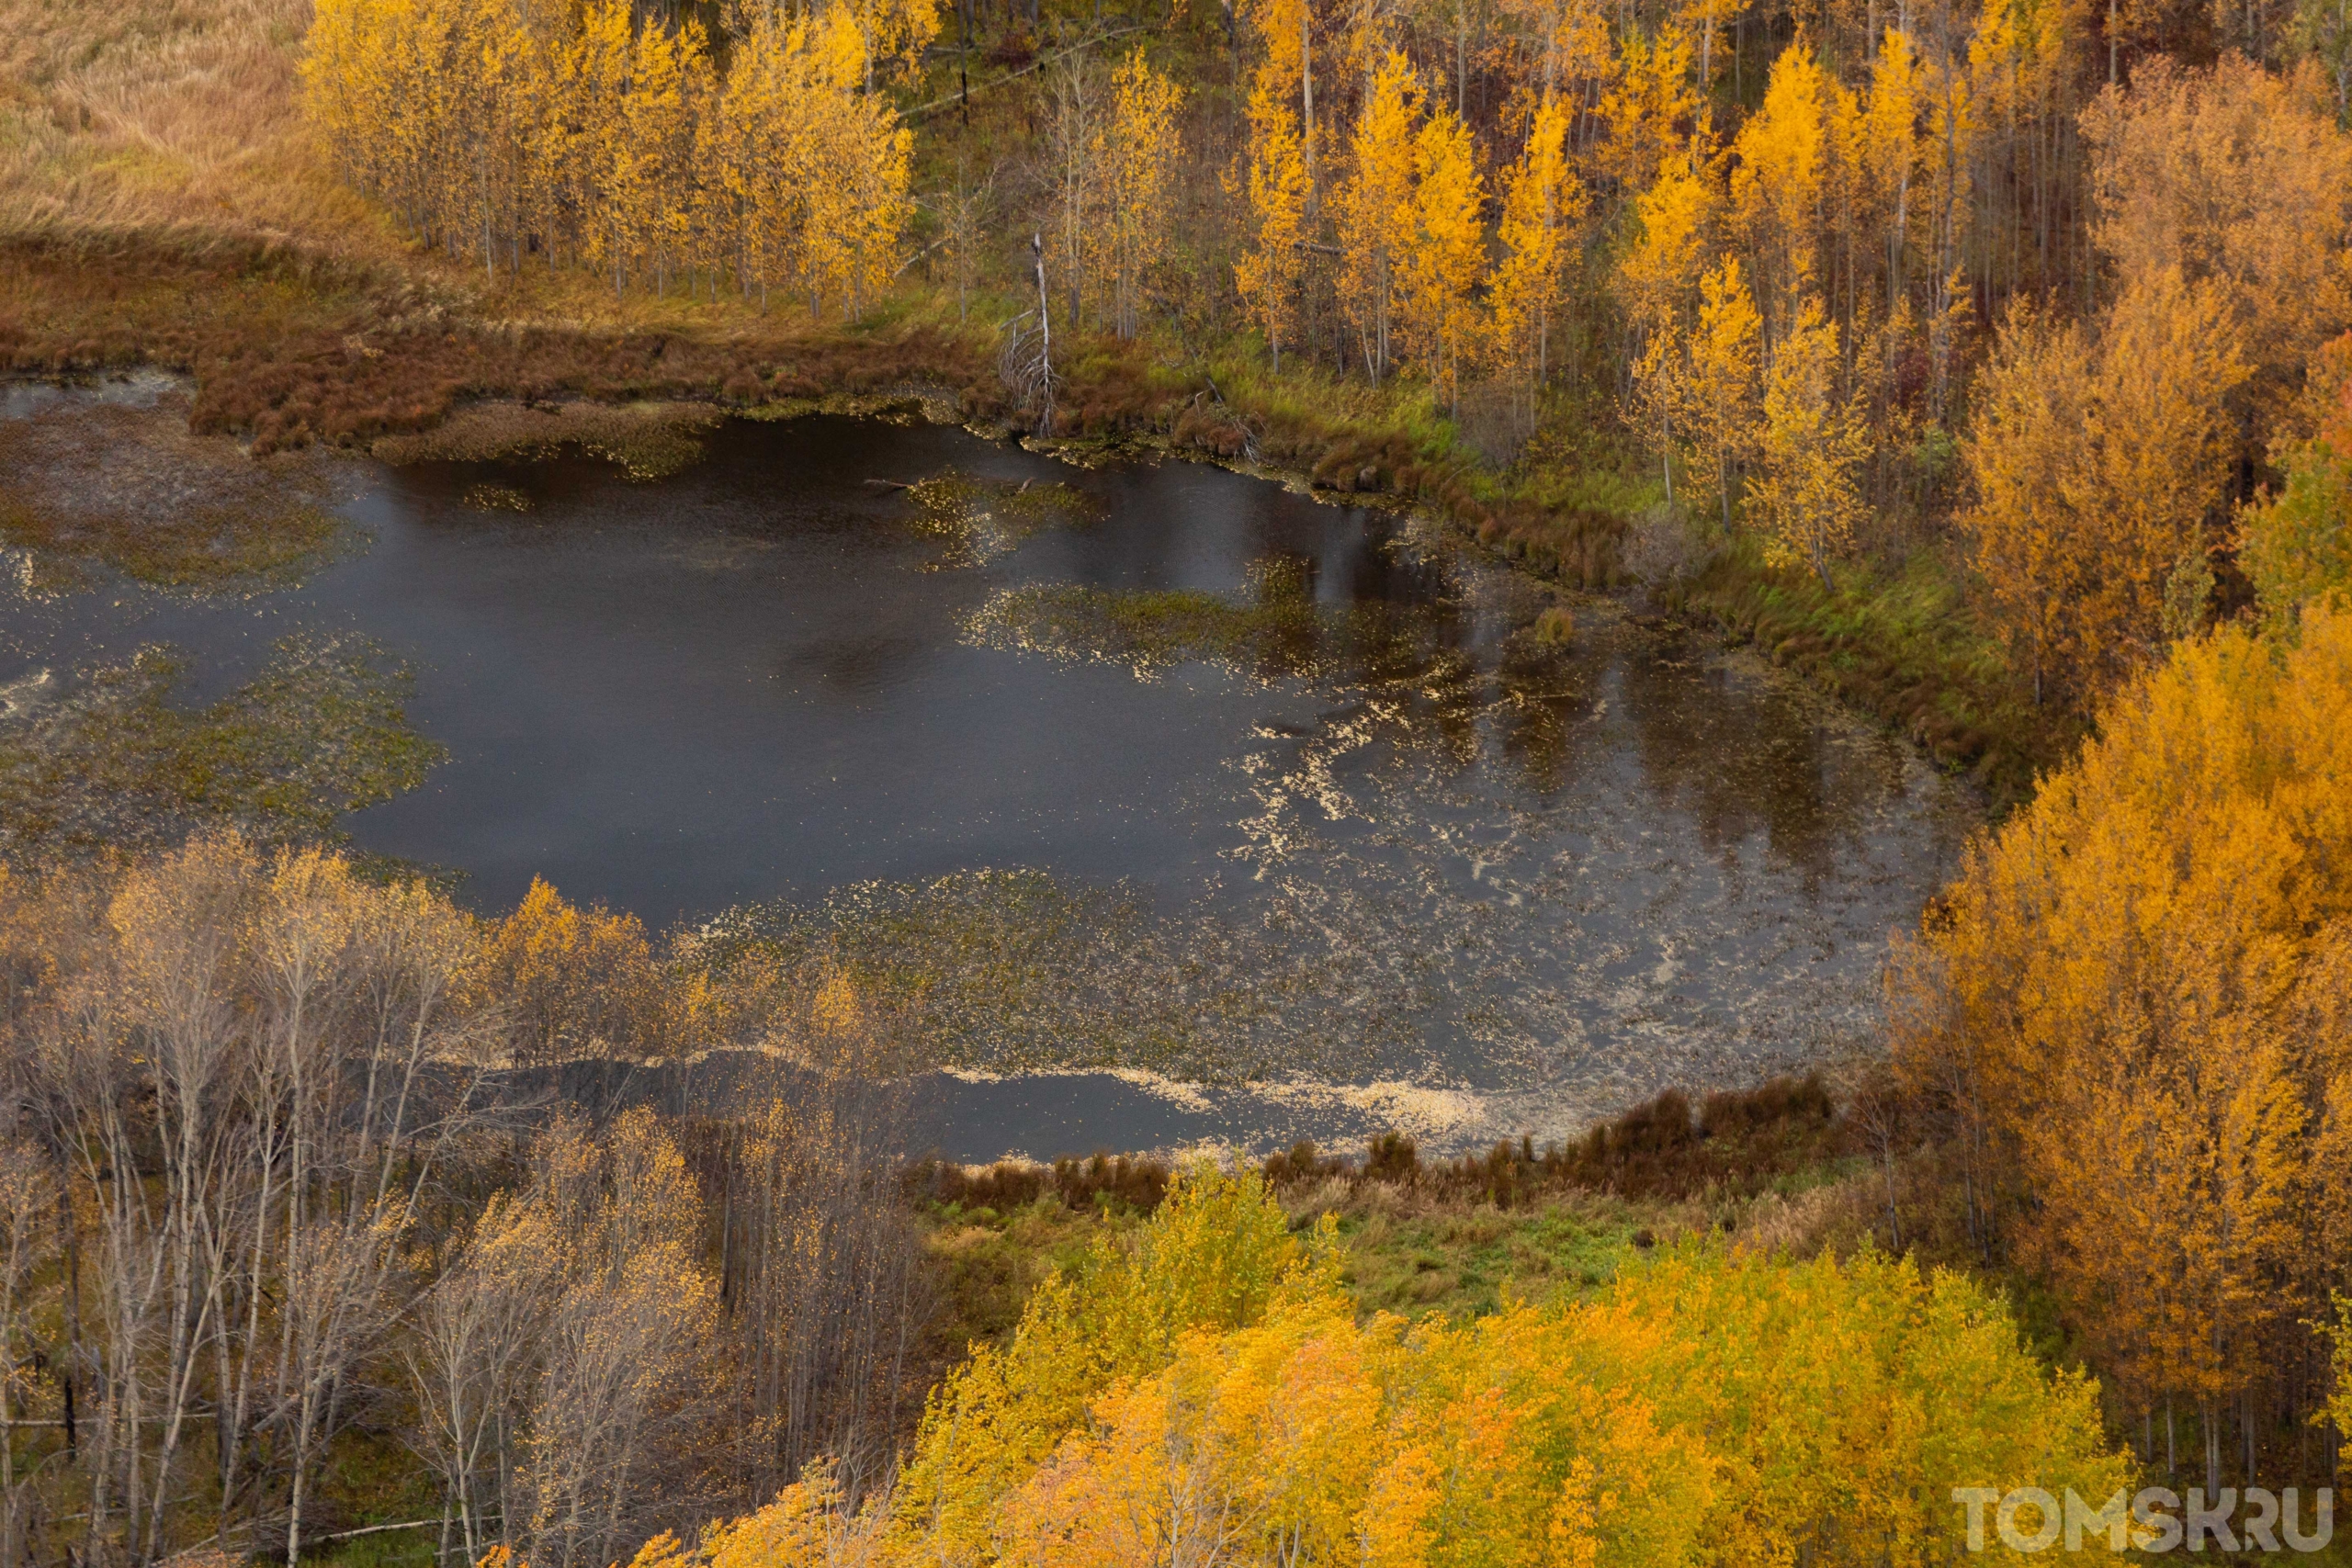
[801,8,914,321]
[1729,42,1830,334]
[1595,23,1698,193]
[2072,269,2249,675]
[1963,303,2097,705]
[473,877,663,1064]
[1396,100,1486,405]
[1618,154,1714,496]
[830,0,944,88]
[1337,51,1423,382]
[708,14,815,308]
[469,7,536,282]
[1094,48,1184,343]
[1235,78,1312,367]
[1859,29,1925,378]
[298,0,382,215]
[1747,300,1867,589]
[1678,255,1762,528]
[1970,271,2245,711]
[1489,92,1586,402]
[1497,0,1614,130]
[510,4,566,276]
[1242,0,1318,209]
[1234,0,1316,367]
[616,17,702,297]
[554,0,634,293]
[2082,55,2352,409]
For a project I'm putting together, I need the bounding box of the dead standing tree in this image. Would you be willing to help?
[1000,232,1059,435]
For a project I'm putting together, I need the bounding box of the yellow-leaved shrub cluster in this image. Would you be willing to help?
[1893,604,2352,1464]
[301,0,921,312]
[635,1165,2123,1567]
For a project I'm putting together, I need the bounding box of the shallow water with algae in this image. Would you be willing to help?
[0,399,1975,1157]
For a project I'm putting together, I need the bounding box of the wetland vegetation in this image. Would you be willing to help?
[1,0,2348,1540]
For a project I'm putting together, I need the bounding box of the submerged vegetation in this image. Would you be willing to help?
[0,497,339,588]
[0,636,441,857]
[963,562,1395,682]
[706,870,1357,1080]
[0,394,351,589]
[896,468,1102,567]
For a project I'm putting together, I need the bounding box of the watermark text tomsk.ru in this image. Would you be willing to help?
[1953,1487,2334,1552]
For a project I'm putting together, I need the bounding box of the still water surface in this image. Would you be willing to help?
[1,412,1975,1157]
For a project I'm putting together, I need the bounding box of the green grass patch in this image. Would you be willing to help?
[919,1195,1146,1358]
[1333,1197,1659,1321]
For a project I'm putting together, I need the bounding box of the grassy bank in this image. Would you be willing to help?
[1659,536,2083,810]
[911,1076,1892,1335]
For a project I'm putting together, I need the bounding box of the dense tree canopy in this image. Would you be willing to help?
[1893,604,2352,1491]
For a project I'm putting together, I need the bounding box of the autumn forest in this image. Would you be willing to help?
[0,0,2349,1546]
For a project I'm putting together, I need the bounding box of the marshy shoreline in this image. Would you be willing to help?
[0,373,1976,1162]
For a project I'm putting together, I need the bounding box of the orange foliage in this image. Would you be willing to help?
[1892,605,2352,1465]
[472,876,662,1064]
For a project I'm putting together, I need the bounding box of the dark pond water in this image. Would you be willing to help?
[0,401,1977,1159]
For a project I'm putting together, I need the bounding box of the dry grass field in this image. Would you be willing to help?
[0,0,383,251]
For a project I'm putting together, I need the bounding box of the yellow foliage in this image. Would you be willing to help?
[1396,101,1487,405]
[1596,23,1698,193]
[302,0,911,312]
[1892,604,2352,1433]
[1336,51,1424,383]
[1746,300,1867,589]
[1963,271,2250,707]
[472,876,662,1064]
[889,1162,1332,1565]
[687,1460,888,1568]
[730,1237,2125,1566]
[1676,254,1763,527]
[1619,155,1715,468]
[1731,43,1835,332]
[1236,77,1313,368]
[1489,93,1587,396]
[2083,55,2352,403]
[1091,48,1185,343]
